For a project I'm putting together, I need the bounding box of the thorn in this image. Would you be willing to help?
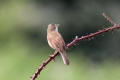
[43,62,46,66]
[114,24,117,27]
[117,24,120,27]
[41,62,46,69]
[81,36,84,38]
[90,33,93,35]
[75,36,78,39]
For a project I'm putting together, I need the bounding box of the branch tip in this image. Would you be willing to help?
[102,12,116,25]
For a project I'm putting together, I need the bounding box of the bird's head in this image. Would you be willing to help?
[47,24,59,32]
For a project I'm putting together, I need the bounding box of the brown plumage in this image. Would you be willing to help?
[47,24,69,65]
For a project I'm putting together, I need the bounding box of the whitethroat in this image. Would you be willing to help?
[47,24,69,65]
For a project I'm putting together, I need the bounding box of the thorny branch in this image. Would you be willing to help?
[30,13,120,80]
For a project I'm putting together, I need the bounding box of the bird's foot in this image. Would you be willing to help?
[49,55,55,62]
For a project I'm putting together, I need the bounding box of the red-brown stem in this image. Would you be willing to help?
[67,24,120,47]
[102,13,116,25]
[30,51,59,80]
[30,14,120,80]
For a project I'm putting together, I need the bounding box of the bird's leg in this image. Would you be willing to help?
[49,51,57,62]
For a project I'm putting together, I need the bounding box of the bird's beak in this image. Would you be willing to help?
[55,24,59,27]
[55,24,59,32]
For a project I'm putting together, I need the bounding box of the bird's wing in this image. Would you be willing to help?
[49,31,66,51]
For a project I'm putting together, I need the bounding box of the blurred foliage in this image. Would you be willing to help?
[0,0,120,80]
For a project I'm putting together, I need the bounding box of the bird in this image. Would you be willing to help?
[47,24,69,65]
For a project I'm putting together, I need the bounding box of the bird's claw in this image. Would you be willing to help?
[49,55,55,62]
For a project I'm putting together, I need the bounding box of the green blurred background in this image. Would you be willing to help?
[0,0,120,80]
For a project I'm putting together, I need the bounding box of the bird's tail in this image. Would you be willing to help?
[60,51,69,65]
